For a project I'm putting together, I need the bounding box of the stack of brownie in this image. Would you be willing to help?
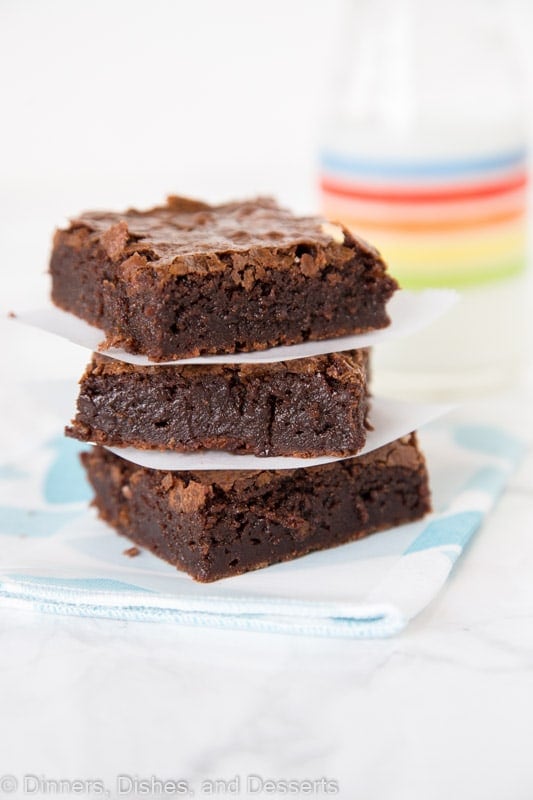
[50,196,431,582]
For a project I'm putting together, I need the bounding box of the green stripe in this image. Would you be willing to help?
[392,259,527,289]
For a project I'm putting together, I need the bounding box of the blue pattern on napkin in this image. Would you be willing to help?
[0,464,28,480]
[0,507,84,537]
[43,435,91,504]
[5,575,151,594]
[453,425,523,461]
[406,511,483,559]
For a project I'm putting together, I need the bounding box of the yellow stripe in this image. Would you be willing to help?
[362,231,526,269]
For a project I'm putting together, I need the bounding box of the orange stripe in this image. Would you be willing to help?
[320,173,528,203]
[323,207,526,234]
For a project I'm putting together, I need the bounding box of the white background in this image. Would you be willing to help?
[0,0,342,293]
[0,0,346,388]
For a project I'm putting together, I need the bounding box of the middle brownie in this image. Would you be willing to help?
[66,350,370,458]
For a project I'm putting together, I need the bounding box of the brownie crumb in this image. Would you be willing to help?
[123,546,141,558]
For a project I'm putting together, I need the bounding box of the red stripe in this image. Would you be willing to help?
[320,173,528,203]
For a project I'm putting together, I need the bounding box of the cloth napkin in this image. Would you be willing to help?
[0,421,523,638]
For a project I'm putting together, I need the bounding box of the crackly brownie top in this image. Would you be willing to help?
[61,195,382,276]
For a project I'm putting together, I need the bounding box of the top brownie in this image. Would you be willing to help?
[50,195,398,360]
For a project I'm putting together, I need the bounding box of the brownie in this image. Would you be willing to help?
[66,349,371,458]
[81,434,431,582]
[50,195,397,360]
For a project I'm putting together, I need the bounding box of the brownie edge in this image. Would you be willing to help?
[66,350,371,457]
[81,434,431,582]
[50,195,397,360]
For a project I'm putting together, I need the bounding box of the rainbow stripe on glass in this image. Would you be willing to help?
[319,148,529,289]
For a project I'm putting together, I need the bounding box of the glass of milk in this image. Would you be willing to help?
[319,0,530,399]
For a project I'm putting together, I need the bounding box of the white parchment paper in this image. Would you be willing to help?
[15,289,458,365]
[103,397,454,471]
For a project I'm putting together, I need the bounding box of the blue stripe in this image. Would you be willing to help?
[453,425,525,462]
[319,149,528,179]
[5,575,151,593]
[44,436,91,504]
[0,589,405,638]
[406,511,483,555]
[0,507,84,538]
[464,466,509,498]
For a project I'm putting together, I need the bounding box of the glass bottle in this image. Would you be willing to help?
[319,0,530,399]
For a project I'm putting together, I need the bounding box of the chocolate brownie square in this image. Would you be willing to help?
[81,434,431,582]
[67,349,370,458]
[50,196,397,360]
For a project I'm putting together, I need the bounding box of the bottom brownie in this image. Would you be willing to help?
[81,435,431,582]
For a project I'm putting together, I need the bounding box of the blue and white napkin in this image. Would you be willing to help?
[0,421,523,638]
